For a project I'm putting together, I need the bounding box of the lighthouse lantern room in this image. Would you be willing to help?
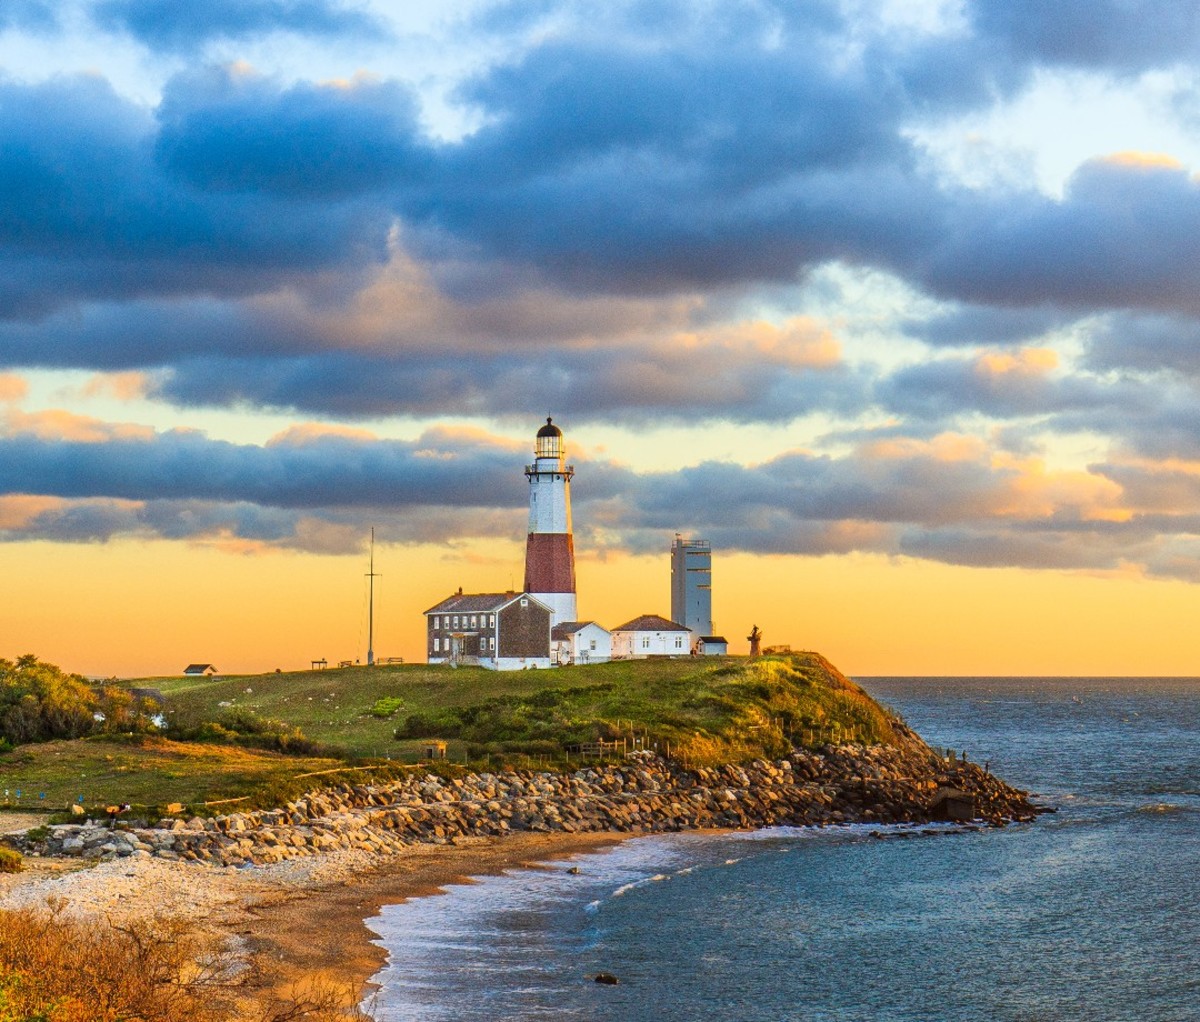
[523,417,578,626]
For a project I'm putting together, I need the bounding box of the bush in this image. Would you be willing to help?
[369,696,405,719]
[0,654,160,747]
[0,848,21,873]
[0,906,377,1022]
[168,713,336,758]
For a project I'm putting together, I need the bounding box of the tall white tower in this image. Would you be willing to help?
[523,417,577,626]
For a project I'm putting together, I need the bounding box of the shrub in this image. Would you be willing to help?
[0,848,21,873]
[369,696,405,719]
[0,654,160,747]
[0,906,377,1021]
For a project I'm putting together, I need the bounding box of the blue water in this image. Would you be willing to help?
[366,678,1200,1021]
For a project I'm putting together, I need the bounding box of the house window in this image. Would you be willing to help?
[674,636,683,649]
[489,636,495,650]
[433,637,440,652]
[489,615,496,627]
[520,598,528,607]
[590,639,597,651]
[432,616,439,628]
[641,637,650,649]
[452,615,459,628]
[470,615,478,628]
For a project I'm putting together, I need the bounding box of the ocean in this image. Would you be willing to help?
[365,677,1200,1021]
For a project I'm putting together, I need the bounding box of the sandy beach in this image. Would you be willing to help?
[0,828,626,1018]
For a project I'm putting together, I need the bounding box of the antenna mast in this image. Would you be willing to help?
[366,527,381,666]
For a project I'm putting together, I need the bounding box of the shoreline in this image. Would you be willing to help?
[237,831,629,1017]
[0,828,631,1019]
[1,743,1044,1018]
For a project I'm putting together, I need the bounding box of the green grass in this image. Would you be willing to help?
[0,655,912,809]
[0,734,348,813]
[136,653,909,768]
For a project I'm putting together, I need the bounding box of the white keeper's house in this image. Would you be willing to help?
[425,590,552,670]
[611,614,692,659]
[551,621,613,665]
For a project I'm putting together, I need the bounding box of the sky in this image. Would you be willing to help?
[5,0,1200,677]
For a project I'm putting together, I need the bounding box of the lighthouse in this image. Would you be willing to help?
[523,417,577,626]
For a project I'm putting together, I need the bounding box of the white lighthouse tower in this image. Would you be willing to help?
[523,417,577,626]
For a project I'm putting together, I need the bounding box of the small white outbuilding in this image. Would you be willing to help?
[611,614,692,659]
[551,621,612,665]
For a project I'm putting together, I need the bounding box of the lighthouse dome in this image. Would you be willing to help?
[535,417,563,459]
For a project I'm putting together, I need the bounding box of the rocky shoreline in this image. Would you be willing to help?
[16,743,1044,868]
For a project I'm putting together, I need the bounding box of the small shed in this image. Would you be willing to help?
[697,636,729,656]
[182,664,219,676]
[423,741,448,761]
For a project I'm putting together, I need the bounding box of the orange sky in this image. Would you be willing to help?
[7,538,1198,678]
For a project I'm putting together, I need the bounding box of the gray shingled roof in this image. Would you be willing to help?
[424,591,553,615]
[612,614,689,632]
[551,620,603,639]
[424,592,516,614]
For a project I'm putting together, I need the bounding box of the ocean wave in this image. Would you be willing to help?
[1135,802,1197,816]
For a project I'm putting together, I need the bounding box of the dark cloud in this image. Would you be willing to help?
[896,526,1140,573]
[91,0,387,51]
[4,415,1200,578]
[155,68,430,198]
[1085,313,1200,376]
[0,72,392,320]
[900,305,1077,348]
[968,0,1200,73]
[5,4,1200,430]
[150,346,862,424]
[916,158,1200,314]
[0,427,527,509]
[876,351,1115,421]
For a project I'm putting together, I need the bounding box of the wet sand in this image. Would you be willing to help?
[0,830,626,1019]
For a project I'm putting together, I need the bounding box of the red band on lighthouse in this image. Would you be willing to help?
[523,533,576,593]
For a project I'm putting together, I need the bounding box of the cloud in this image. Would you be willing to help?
[0,374,27,403]
[877,347,1105,420]
[154,66,428,198]
[90,0,387,51]
[900,305,1077,348]
[914,157,1200,314]
[2,409,1199,579]
[0,0,58,31]
[81,372,151,402]
[1084,313,1200,376]
[0,72,393,320]
[967,0,1200,73]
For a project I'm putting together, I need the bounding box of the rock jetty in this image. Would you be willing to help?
[18,744,1042,868]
